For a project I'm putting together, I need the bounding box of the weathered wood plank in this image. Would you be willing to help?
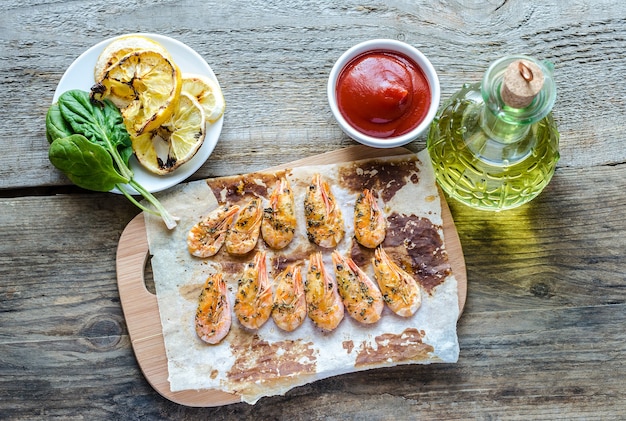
[2,283,624,419]
[1,0,625,418]
[0,0,625,189]
[1,162,625,418]
[450,164,626,313]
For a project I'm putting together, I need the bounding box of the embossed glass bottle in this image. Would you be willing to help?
[426,55,559,211]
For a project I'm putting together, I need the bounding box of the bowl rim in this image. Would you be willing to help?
[327,38,441,148]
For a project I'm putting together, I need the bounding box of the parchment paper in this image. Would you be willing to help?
[144,150,459,404]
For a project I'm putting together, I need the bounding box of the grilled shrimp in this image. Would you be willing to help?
[234,251,273,330]
[271,263,307,332]
[331,250,383,324]
[304,173,345,248]
[225,198,263,255]
[304,252,344,331]
[195,272,232,344]
[187,205,240,258]
[372,247,421,317]
[354,189,386,249]
[261,177,297,250]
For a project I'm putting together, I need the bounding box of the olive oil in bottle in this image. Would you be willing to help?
[427,55,559,211]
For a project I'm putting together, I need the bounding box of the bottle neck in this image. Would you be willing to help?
[479,55,556,144]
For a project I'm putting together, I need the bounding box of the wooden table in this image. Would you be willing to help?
[2,1,625,419]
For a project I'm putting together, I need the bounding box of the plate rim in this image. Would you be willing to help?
[52,32,224,194]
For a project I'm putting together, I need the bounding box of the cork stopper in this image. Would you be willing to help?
[500,59,544,108]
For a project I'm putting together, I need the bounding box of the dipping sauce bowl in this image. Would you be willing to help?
[328,39,440,148]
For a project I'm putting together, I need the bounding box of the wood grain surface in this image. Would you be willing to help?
[1,0,625,419]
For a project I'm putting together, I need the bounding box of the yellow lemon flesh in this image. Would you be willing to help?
[131,92,206,175]
[181,73,226,123]
[93,50,182,137]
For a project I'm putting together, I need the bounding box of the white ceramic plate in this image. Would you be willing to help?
[52,33,224,194]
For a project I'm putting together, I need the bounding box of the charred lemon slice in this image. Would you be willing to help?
[92,50,182,137]
[131,92,206,175]
[94,35,171,82]
[182,73,226,123]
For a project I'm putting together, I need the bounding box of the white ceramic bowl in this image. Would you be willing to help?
[327,39,440,148]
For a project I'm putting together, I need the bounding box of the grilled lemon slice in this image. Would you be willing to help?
[131,92,206,175]
[92,50,182,136]
[94,35,171,82]
[181,73,226,123]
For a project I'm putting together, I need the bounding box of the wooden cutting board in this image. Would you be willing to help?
[115,145,467,407]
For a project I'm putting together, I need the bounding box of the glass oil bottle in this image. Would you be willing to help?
[426,55,559,211]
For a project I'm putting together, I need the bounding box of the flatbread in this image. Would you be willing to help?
[144,149,460,404]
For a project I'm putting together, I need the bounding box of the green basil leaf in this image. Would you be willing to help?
[45,103,74,144]
[49,134,129,192]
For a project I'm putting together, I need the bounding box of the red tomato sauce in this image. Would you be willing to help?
[336,50,431,138]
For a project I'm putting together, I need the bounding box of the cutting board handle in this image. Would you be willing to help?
[116,214,241,406]
[116,214,154,303]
